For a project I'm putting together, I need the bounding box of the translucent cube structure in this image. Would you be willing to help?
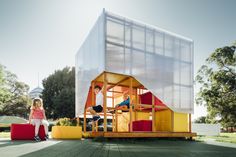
[76,10,194,117]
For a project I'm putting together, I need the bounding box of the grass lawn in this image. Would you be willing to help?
[212,133,236,143]
[196,133,236,144]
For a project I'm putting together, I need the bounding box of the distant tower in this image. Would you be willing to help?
[29,73,43,99]
[29,87,43,99]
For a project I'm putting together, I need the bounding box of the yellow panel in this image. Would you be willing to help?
[155,109,172,131]
[82,132,91,138]
[116,107,189,132]
[173,112,189,132]
[154,110,189,132]
[134,111,149,121]
[117,112,130,132]
[52,126,82,139]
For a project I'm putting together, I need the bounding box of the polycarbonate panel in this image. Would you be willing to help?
[180,62,191,86]
[131,50,146,76]
[124,48,131,75]
[173,61,180,84]
[105,11,194,114]
[173,38,181,60]
[180,86,191,108]
[75,12,105,117]
[146,29,154,53]
[106,43,125,74]
[107,17,124,45]
[155,31,164,55]
[164,34,174,57]
[76,10,194,116]
[181,40,191,62]
[132,25,145,51]
[163,86,173,107]
[173,85,180,108]
[125,24,131,47]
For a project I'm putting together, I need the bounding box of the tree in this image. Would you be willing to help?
[42,67,75,119]
[195,42,236,129]
[0,64,31,118]
[0,65,10,108]
[194,116,214,124]
[194,116,208,123]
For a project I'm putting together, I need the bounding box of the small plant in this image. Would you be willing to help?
[55,118,77,126]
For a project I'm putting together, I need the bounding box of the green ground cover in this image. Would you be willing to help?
[196,133,236,144]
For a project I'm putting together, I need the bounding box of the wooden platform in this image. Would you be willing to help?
[88,131,197,138]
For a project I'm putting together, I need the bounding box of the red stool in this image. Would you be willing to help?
[11,123,46,140]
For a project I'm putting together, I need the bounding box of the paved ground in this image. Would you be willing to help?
[0,138,60,157]
[0,138,236,157]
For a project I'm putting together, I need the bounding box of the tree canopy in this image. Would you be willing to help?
[42,67,75,119]
[194,116,207,124]
[0,64,31,118]
[195,43,236,128]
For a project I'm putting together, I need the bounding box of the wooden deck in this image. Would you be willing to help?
[88,131,197,138]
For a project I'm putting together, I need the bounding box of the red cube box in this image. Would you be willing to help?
[11,123,46,140]
[130,120,152,131]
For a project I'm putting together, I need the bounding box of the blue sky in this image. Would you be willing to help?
[0,0,235,119]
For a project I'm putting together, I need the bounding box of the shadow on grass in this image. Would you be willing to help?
[18,138,236,157]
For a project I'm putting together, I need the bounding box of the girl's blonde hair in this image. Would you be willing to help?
[31,98,44,109]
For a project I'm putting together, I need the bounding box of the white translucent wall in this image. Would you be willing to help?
[76,10,194,116]
[105,12,194,114]
[75,12,105,117]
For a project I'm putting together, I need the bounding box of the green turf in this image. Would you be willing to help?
[196,133,236,144]
[18,138,236,157]
[214,133,236,143]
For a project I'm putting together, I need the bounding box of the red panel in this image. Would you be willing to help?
[129,120,152,131]
[85,87,93,108]
[139,92,167,111]
[11,124,46,140]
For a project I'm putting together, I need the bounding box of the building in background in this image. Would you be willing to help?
[29,87,43,99]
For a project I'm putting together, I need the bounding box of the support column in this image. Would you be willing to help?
[91,82,95,132]
[77,117,80,126]
[171,110,174,132]
[83,109,86,132]
[152,94,156,132]
[137,88,140,110]
[112,91,115,132]
[115,110,118,132]
[134,88,138,121]
[95,121,98,132]
[103,72,107,132]
[129,77,133,132]
[189,114,192,132]
[92,123,95,132]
